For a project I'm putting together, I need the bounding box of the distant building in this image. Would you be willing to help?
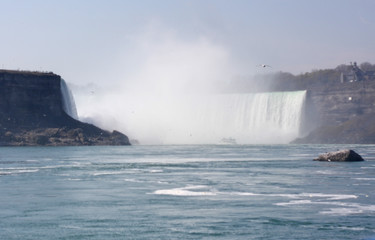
[341,62,375,83]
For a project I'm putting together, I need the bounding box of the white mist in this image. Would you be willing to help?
[70,28,306,145]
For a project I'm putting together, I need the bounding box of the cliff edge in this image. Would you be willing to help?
[0,70,130,146]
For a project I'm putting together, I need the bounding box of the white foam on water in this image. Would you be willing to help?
[152,188,359,202]
[254,192,357,200]
[273,193,375,216]
[88,168,148,177]
[67,178,82,181]
[320,207,364,216]
[329,202,375,214]
[361,165,375,169]
[275,200,313,206]
[274,193,358,207]
[227,192,261,196]
[14,169,39,174]
[0,168,39,175]
[156,181,170,184]
[152,186,365,216]
[124,178,143,183]
[315,170,338,175]
[153,185,217,196]
[354,178,375,181]
[91,170,131,176]
[149,169,163,173]
[298,193,358,200]
[337,226,366,231]
[25,160,40,163]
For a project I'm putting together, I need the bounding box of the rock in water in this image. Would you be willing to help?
[314,149,364,162]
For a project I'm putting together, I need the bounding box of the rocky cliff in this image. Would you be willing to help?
[293,80,375,143]
[0,70,130,146]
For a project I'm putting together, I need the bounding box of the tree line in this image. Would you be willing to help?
[224,62,375,93]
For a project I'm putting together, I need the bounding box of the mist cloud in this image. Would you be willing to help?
[72,25,239,144]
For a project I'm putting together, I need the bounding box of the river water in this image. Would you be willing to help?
[0,144,374,239]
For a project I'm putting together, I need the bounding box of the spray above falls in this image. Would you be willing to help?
[71,30,308,145]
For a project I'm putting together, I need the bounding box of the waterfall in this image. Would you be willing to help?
[114,90,307,144]
[60,79,78,119]
[76,90,306,144]
[185,91,307,144]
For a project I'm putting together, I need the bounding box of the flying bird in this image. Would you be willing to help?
[257,64,272,68]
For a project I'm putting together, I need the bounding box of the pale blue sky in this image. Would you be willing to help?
[1,0,374,85]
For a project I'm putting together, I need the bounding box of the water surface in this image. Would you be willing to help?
[0,144,374,239]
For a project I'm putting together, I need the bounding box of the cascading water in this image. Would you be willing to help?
[60,79,78,119]
[154,90,307,144]
[75,89,306,144]
[186,91,307,144]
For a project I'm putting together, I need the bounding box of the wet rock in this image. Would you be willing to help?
[314,149,364,162]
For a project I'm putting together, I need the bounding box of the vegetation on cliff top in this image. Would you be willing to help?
[225,62,375,93]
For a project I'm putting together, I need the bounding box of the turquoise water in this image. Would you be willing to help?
[0,145,374,239]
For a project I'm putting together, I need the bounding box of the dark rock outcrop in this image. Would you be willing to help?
[314,149,364,162]
[0,70,130,146]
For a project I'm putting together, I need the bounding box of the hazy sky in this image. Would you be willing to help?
[1,0,374,85]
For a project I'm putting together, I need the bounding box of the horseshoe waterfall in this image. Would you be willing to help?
[121,90,307,144]
[191,90,307,144]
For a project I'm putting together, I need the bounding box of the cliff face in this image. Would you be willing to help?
[0,71,66,128]
[308,80,375,126]
[294,80,375,143]
[0,70,130,146]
